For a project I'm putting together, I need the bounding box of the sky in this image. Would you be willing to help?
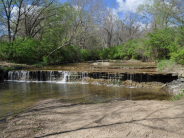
[60,0,146,17]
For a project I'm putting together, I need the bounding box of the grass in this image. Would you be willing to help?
[157,59,176,72]
[170,91,184,101]
[34,127,40,133]
[3,65,24,72]
[34,62,47,67]
[3,67,14,72]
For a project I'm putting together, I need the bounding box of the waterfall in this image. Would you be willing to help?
[20,71,27,81]
[82,72,88,84]
[27,71,29,81]
[8,71,29,81]
[8,71,13,80]
[40,71,43,81]
[114,73,117,85]
[50,71,52,82]
[15,71,20,80]
[60,71,70,83]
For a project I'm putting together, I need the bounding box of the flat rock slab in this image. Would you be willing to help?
[1,99,184,138]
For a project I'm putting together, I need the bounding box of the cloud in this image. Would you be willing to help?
[116,0,146,12]
[107,8,119,19]
[11,5,42,20]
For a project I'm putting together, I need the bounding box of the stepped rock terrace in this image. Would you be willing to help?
[0,61,179,131]
[6,61,178,84]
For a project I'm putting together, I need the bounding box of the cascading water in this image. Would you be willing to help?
[21,71,27,81]
[8,71,13,80]
[81,72,89,84]
[40,71,43,81]
[60,71,70,83]
[50,71,52,82]
[8,71,29,81]
[27,71,30,81]
[7,70,178,84]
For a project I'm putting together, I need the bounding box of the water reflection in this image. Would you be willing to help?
[0,81,171,130]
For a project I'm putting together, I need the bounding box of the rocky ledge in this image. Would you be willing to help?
[0,67,4,82]
[165,78,184,95]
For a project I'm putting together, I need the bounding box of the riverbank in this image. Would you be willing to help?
[156,60,184,95]
[1,99,184,138]
[0,61,34,81]
[0,61,33,69]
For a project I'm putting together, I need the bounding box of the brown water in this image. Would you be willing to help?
[27,62,157,74]
[0,81,171,130]
[0,61,173,131]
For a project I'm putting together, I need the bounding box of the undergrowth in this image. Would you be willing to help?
[170,90,184,101]
[3,65,24,72]
[157,59,176,72]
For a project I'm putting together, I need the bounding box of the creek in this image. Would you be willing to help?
[0,61,178,130]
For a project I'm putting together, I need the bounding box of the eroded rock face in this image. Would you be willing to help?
[165,80,184,95]
[81,77,166,91]
[0,67,4,82]
[6,70,179,92]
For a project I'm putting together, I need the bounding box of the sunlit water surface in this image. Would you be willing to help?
[0,81,171,130]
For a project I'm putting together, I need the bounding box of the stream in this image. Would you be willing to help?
[0,61,177,130]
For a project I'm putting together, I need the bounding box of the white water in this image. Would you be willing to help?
[59,71,70,83]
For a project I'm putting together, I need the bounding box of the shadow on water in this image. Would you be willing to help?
[0,81,172,131]
[0,61,175,131]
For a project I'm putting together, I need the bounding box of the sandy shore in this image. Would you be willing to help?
[1,99,184,138]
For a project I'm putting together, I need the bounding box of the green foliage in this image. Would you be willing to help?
[1,20,184,65]
[99,48,111,59]
[170,27,184,65]
[80,49,90,61]
[170,91,184,101]
[99,40,140,60]
[157,59,176,72]
[143,28,177,60]
[0,40,11,60]
[34,127,40,133]
[116,40,139,59]
[171,49,184,65]
[12,37,41,63]
[3,65,23,72]
[3,67,14,72]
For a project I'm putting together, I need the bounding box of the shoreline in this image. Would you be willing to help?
[1,98,184,138]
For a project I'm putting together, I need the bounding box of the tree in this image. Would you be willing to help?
[47,0,106,57]
[100,8,117,48]
[0,0,55,43]
[137,0,174,31]
[168,0,184,26]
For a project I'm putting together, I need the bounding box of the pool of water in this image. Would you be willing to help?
[0,81,171,130]
[26,62,156,72]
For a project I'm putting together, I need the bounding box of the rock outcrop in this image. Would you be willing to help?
[0,67,4,82]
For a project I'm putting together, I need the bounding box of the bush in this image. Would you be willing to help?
[80,49,90,61]
[170,91,184,101]
[99,40,140,60]
[143,28,177,60]
[157,59,176,72]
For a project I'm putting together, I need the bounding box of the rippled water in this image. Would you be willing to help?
[0,61,174,130]
[0,81,171,130]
